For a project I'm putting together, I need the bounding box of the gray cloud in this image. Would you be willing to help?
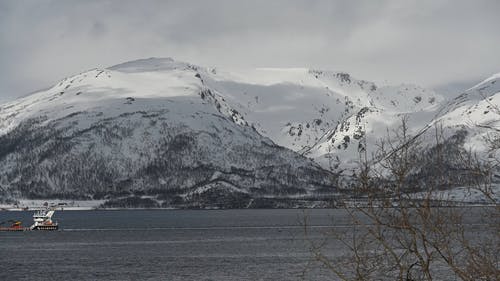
[1,0,499,103]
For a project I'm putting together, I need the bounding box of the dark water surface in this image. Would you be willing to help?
[0,209,343,281]
[1,208,494,281]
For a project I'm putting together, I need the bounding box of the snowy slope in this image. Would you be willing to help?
[196,66,443,171]
[0,58,201,135]
[432,73,500,155]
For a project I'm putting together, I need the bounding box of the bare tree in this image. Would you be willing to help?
[306,118,499,281]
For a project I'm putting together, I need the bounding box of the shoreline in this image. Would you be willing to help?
[1,203,497,212]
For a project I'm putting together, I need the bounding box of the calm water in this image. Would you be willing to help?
[0,208,494,281]
[0,209,347,281]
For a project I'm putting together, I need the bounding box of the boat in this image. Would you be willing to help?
[30,207,58,230]
[0,220,28,231]
[0,207,59,231]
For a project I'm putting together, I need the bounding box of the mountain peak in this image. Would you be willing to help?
[108,57,194,73]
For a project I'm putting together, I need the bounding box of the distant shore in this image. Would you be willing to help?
[0,199,105,211]
[1,199,495,211]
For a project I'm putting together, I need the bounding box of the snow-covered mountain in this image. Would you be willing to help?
[0,58,339,208]
[0,57,498,206]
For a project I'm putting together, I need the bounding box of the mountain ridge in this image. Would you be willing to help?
[1,57,499,206]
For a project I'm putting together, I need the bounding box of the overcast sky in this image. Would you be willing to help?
[1,0,499,103]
